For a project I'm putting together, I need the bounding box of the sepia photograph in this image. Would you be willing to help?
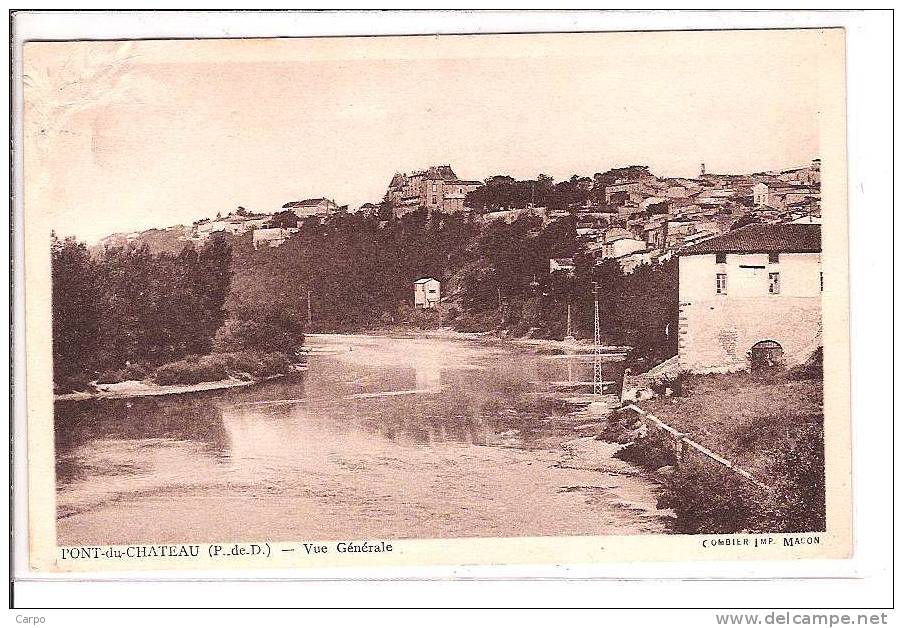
[17,23,856,576]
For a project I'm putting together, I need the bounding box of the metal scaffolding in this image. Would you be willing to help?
[593,282,603,395]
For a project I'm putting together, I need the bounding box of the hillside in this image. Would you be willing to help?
[90,225,193,257]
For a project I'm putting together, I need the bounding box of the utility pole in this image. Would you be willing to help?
[497,287,503,310]
[566,302,572,339]
[307,290,313,328]
[593,281,603,396]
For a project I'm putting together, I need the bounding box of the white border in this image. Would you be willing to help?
[7,9,895,613]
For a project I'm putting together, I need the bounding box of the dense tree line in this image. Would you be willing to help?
[230,210,481,332]
[229,210,677,364]
[51,234,232,391]
[463,166,653,212]
[53,204,678,391]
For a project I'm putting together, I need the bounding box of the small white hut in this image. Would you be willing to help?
[413,277,441,309]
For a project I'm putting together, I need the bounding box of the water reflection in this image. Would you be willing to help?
[55,395,230,485]
[54,336,626,528]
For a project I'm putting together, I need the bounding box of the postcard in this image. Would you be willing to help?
[19,27,850,572]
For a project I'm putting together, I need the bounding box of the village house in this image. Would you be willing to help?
[191,209,273,241]
[222,212,271,235]
[752,181,819,209]
[413,277,441,309]
[604,179,645,207]
[356,202,381,216]
[282,197,340,219]
[594,228,647,259]
[778,159,821,187]
[549,257,576,276]
[614,250,653,274]
[482,206,550,226]
[252,227,297,250]
[386,165,481,216]
[677,223,822,373]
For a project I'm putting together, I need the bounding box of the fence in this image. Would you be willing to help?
[620,403,770,490]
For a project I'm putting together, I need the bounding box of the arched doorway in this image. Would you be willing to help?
[749,340,784,371]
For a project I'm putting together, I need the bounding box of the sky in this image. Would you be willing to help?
[23,30,837,242]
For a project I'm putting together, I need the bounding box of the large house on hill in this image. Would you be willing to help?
[677,223,822,373]
[283,197,340,219]
[385,165,481,217]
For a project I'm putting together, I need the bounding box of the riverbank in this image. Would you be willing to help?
[54,349,305,402]
[55,373,287,402]
[598,366,825,534]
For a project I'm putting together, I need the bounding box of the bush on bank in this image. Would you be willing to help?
[96,362,150,385]
[604,403,826,534]
[152,351,291,386]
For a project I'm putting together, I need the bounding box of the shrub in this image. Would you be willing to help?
[153,354,230,385]
[96,362,149,384]
[615,429,679,470]
[650,369,693,397]
[153,351,293,385]
[54,373,95,394]
[751,423,826,532]
[654,422,825,534]
[599,409,642,444]
[455,309,503,333]
[661,460,760,534]
[215,302,305,355]
[252,352,291,377]
[788,347,823,381]
[410,307,442,329]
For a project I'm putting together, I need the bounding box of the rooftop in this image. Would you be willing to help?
[283,198,333,209]
[680,223,821,255]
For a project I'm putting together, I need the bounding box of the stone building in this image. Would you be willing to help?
[677,223,822,373]
[385,166,481,216]
[282,197,340,219]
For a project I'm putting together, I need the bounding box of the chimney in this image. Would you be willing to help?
[700,162,706,177]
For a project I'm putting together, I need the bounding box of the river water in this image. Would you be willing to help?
[55,334,672,545]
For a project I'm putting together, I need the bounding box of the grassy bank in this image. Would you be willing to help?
[603,358,825,534]
[56,350,297,400]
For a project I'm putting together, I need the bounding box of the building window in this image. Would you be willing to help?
[715,252,727,264]
[769,272,780,294]
[769,252,780,264]
[716,273,727,294]
[432,196,437,204]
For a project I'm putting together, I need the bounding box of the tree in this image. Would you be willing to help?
[193,236,232,350]
[214,301,305,355]
[51,234,103,388]
[52,233,235,389]
[268,210,299,229]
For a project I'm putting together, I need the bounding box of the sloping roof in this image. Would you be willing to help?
[413,277,439,284]
[283,198,331,209]
[680,223,821,255]
[423,165,459,181]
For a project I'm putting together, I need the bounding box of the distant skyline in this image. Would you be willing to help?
[23,30,832,242]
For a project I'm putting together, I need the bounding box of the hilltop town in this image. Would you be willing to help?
[96,160,821,276]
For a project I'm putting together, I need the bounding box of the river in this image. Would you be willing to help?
[55,334,672,545]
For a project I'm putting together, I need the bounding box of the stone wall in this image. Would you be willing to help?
[678,296,822,373]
